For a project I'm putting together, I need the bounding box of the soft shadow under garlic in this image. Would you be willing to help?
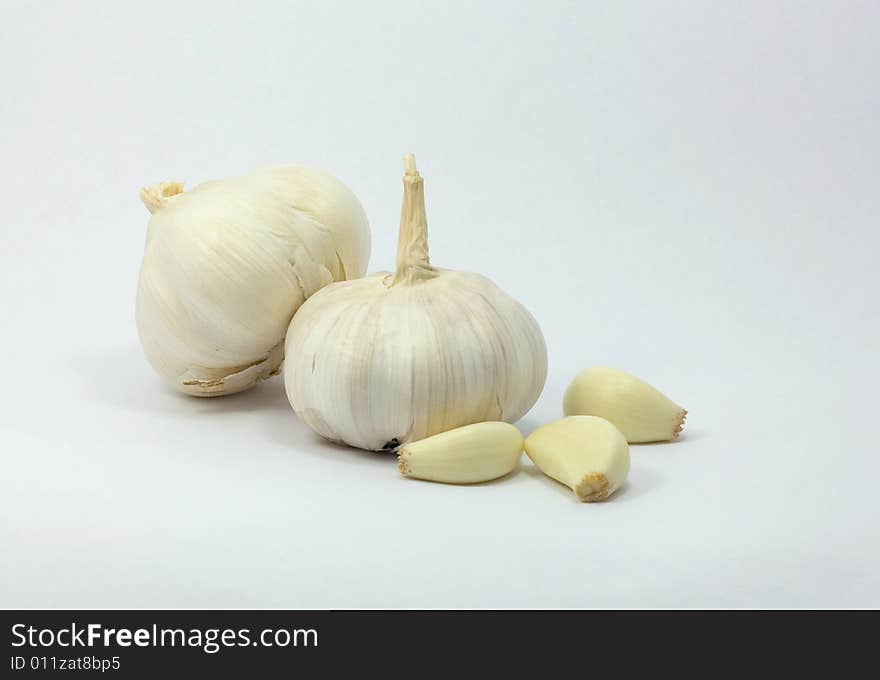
[520,461,662,503]
[264,403,397,469]
[78,344,293,418]
[398,463,523,488]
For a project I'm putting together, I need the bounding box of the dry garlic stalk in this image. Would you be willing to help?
[525,416,630,502]
[283,154,547,451]
[398,422,523,484]
[136,166,371,396]
[563,367,687,443]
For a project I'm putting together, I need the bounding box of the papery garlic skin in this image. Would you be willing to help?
[524,416,630,502]
[283,154,547,451]
[563,367,687,443]
[136,166,370,397]
[284,271,546,449]
[398,422,523,484]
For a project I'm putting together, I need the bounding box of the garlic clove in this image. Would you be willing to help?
[397,421,524,484]
[563,367,687,443]
[524,416,630,502]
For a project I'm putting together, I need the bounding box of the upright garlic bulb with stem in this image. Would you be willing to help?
[136,166,371,397]
[283,154,547,451]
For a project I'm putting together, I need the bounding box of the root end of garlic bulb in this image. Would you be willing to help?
[139,181,184,214]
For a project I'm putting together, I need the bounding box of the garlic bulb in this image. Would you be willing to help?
[524,416,630,502]
[563,367,687,443]
[136,166,371,397]
[283,154,547,451]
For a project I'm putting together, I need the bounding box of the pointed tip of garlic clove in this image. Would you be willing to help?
[140,181,185,214]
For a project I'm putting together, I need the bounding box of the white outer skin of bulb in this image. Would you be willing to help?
[283,269,548,451]
[136,166,371,397]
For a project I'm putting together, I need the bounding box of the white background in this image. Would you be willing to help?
[1,0,878,608]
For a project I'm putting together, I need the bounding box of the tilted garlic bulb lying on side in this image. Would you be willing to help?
[284,154,547,451]
[563,367,687,443]
[525,416,630,502]
[398,422,524,484]
[136,166,371,397]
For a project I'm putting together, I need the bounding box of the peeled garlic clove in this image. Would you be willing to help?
[524,416,630,502]
[283,154,547,450]
[563,367,687,443]
[136,166,371,397]
[398,421,523,484]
